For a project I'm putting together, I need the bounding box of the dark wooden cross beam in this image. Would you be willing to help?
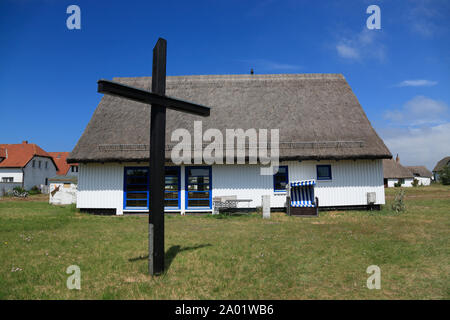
[97,38,210,275]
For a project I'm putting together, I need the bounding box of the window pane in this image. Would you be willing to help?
[127,192,148,199]
[188,199,210,207]
[127,184,148,192]
[317,166,331,179]
[164,191,179,199]
[126,200,147,207]
[165,176,179,185]
[126,168,148,176]
[274,166,288,190]
[164,200,179,207]
[165,167,179,176]
[188,176,210,184]
[188,168,209,177]
[165,184,179,191]
[127,176,148,185]
[188,191,210,199]
[187,184,210,191]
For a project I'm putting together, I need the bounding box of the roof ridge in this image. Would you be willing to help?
[113,73,345,82]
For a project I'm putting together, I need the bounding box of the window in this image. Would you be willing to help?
[165,167,180,208]
[2,177,13,182]
[273,166,288,192]
[124,167,149,209]
[38,160,41,168]
[185,166,212,209]
[398,178,405,185]
[317,165,332,180]
[71,166,79,173]
[45,161,48,169]
[32,160,35,168]
[123,166,181,210]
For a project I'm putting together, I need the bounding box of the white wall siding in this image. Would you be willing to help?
[288,160,385,207]
[213,160,385,208]
[212,164,287,208]
[387,178,414,187]
[79,159,385,215]
[415,177,431,186]
[0,168,23,183]
[77,163,124,214]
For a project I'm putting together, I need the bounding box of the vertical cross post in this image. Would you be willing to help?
[148,38,167,275]
[96,37,210,276]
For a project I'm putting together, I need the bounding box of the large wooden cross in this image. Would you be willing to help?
[97,38,210,275]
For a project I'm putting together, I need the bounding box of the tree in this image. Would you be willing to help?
[438,165,450,185]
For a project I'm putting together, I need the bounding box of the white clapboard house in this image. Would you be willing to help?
[405,166,432,186]
[68,74,392,215]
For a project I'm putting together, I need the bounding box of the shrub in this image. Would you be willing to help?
[28,186,41,195]
[391,190,406,214]
[438,166,450,185]
[394,181,402,188]
[412,178,419,187]
[13,186,26,194]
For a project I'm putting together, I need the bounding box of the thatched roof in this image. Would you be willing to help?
[406,166,432,178]
[383,159,414,179]
[68,74,391,163]
[433,156,450,172]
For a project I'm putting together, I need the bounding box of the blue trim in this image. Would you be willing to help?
[123,166,181,210]
[185,166,212,210]
[123,166,150,210]
[164,166,181,209]
[273,165,289,192]
[316,164,332,180]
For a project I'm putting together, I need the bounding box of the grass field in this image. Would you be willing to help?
[0,185,449,299]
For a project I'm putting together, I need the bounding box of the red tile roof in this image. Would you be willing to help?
[0,141,54,168]
[48,152,78,175]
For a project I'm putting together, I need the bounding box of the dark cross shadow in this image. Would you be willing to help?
[128,244,212,272]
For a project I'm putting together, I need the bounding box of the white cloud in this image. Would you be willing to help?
[379,94,450,169]
[396,80,438,87]
[336,44,359,59]
[335,28,386,62]
[406,0,449,37]
[379,123,450,169]
[384,96,449,126]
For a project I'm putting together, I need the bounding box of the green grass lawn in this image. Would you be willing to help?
[0,185,449,300]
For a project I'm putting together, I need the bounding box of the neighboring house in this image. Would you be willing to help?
[405,166,432,186]
[432,156,450,182]
[383,156,414,187]
[68,74,392,215]
[49,152,79,177]
[0,141,57,194]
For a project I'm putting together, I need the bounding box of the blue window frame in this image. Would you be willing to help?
[165,166,181,209]
[273,166,288,192]
[185,166,212,209]
[123,166,181,210]
[124,167,149,210]
[317,165,332,180]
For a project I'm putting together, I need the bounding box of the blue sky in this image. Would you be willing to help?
[0,0,449,169]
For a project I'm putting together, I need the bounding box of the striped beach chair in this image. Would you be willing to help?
[287,179,319,216]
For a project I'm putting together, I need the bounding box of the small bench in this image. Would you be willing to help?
[213,196,252,214]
